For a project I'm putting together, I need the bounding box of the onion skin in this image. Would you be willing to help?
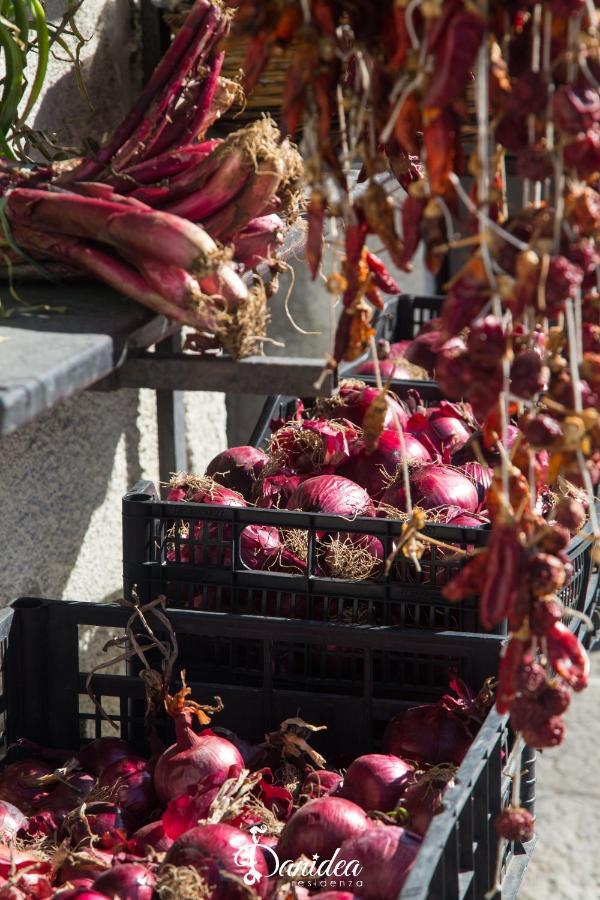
[0,801,27,839]
[206,446,268,500]
[355,360,424,381]
[338,754,414,812]
[384,704,473,766]
[165,823,268,898]
[161,785,221,840]
[382,464,480,514]
[93,864,155,900]
[255,471,308,509]
[129,820,173,855]
[337,430,431,501]
[269,418,359,474]
[98,758,156,824]
[77,738,138,777]
[57,849,114,886]
[277,797,370,861]
[339,825,421,899]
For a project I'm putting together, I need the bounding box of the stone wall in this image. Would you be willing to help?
[0,0,227,604]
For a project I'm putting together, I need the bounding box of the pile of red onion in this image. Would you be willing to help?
[0,676,485,898]
[160,375,572,597]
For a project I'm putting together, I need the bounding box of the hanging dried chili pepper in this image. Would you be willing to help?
[423,107,462,196]
[424,7,487,109]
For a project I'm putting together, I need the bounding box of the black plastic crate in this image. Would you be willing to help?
[3,597,534,900]
[123,479,594,638]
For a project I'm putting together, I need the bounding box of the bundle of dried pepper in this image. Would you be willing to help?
[216,0,600,803]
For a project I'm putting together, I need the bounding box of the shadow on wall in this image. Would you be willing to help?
[0,389,145,605]
[32,0,138,150]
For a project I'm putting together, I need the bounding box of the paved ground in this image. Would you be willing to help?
[519,650,600,899]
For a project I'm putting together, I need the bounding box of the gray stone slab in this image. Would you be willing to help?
[0,282,171,436]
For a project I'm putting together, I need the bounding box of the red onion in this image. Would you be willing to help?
[277,797,369,861]
[93,864,155,900]
[98,758,156,824]
[240,524,306,574]
[315,895,361,900]
[406,405,472,455]
[355,359,426,381]
[339,754,414,812]
[319,381,408,429]
[39,770,96,820]
[382,464,479,514]
[287,475,375,518]
[153,689,243,805]
[0,802,27,839]
[54,892,106,899]
[77,738,138,777]
[166,476,247,507]
[300,771,343,801]
[211,727,257,765]
[269,418,359,474]
[400,767,456,836]
[384,703,473,766]
[339,825,421,898]
[61,802,127,849]
[404,331,465,375]
[57,849,113,885]
[388,340,412,356]
[318,891,360,900]
[0,761,54,814]
[205,446,268,500]
[22,811,59,840]
[165,823,268,898]
[453,424,519,466]
[458,462,493,509]
[129,821,174,855]
[54,891,106,899]
[255,471,308,509]
[337,429,431,500]
[445,510,490,527]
